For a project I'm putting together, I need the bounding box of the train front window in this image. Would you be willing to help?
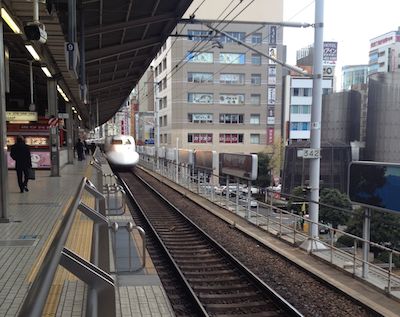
[111,140,123,144]
[124,139,131,145]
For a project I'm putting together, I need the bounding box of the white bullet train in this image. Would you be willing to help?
[103,135,140,168]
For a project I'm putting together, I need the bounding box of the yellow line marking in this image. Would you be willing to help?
[27,197,73,282]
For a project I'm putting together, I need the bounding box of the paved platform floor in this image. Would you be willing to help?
[0,159,174,317]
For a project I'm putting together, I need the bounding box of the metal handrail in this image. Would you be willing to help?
[18,177,115,317]
[18,178,87,317]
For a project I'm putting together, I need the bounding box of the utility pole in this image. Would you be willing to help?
[301,0,325,251]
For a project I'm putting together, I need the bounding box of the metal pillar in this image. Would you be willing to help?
[0,6,9,222]
[48,79,60,176]
[66,103,74,164]
[301,0,324,251]
[362,208,371,278]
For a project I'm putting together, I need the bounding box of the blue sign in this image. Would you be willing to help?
[145,139,154,145]
[348,162,400,213]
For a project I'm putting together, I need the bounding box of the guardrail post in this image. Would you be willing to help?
[388,251,393,294]
[353,240,357,275]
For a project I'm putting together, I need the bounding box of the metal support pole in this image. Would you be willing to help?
[301,0,324,251]
[362,208,371,278]
[235,180,239,214]
[247,180,251,219]
[0,6,9,222]
[226,175,230,206]
[48,79,60,177]
[67,103,74,164]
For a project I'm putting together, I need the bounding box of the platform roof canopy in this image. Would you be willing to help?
[3,0,193,127]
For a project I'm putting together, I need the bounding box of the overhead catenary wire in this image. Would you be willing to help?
[137,0,315,112]
[137,0,254,106]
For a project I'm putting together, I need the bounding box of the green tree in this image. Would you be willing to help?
[344,209,400,253]
[287,186,307,214]
[319,188,352,229]
[254,152,271,188]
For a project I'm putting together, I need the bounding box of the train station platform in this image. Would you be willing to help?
[140,166,400,317]
[0,158,173,317]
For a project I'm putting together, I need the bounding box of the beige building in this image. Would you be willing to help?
[139,1,284,154]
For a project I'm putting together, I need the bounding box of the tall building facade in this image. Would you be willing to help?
[369,28,400,75]
[341,65,368,90]
[150,18,284,154]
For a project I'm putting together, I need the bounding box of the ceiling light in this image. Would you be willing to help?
[78,115,82,121]
[71,106,76,111]
[25,44,40,61]
[41,66,52,77]
[56,85,70,102]
[1,8,21,34]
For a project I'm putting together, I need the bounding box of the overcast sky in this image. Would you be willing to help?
[283,0,400,68]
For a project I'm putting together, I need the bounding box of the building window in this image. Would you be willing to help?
[187,51,213,63]
[250,94,261,105]
[219,113,244,124]
[291,105,310,114]
[163,115,167,126]
[251,54,261,65]
[188,93,213,104]
[292,88,300,96]
[188,72,213,83]
[250,114,260,124]
[188,133,213,143]
[219,134,244,143]
[250,134,260,144]
[188,113,213,123]
[219,73,245,85]
[220,94,245,104]
[188,29,210,41]
[220,32,245,43]
[303,88,311,96]
[162,58,167,70]
[323,88,332,95]
[251,74,261,85]
[291,122,310,131]
[163,96,167,109]
[219,53,245,64]
[251,33,262,44]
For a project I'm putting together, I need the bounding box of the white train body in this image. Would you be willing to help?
[104,135,139,167]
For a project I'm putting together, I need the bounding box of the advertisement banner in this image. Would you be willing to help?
[269,26,277,45]
[268,47,277,64]
[267,87,276,105]
[267,128,274,145]
[323,42,338,63]
[7,151,51,169]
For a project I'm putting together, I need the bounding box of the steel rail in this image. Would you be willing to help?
[119,171,303,317]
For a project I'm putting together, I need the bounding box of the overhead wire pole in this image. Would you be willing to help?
[301,0,325,251]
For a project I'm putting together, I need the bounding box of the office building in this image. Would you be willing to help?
[145,2,284,154]
[369,27,400,75]
[342,65,368,90]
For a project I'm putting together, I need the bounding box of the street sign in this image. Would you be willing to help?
[303,148,321,159]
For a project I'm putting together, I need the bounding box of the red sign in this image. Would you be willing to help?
[48,117,58,127]
[267,128,274,145]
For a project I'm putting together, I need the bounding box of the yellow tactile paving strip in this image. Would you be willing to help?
[131,228,157,274]
[26,166,96,317]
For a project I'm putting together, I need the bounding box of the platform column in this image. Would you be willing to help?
[66,103,74,164]
[0,6,9,222]
[48,79,60,176]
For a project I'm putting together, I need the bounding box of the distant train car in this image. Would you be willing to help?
[104,135,139,168]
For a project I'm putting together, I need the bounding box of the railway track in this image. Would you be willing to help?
[118,171,302,317]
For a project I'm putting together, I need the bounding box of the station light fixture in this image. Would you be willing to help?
[25,44,40,61]
[41,66,52,77]
[56,84,69,102]
[1,8,21,34]
[71,106,76,111]
[77,114,82,121]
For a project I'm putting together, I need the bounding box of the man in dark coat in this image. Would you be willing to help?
[10,135,32,193]
[76,138,84,160]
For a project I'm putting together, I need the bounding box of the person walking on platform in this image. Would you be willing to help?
[76,138,85,161]
[10,135,32,193]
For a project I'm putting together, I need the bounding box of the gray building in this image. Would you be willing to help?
[342,65,368,91]
[151,20,284,154]
[365,72,400,163]
[321,91,361,143]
